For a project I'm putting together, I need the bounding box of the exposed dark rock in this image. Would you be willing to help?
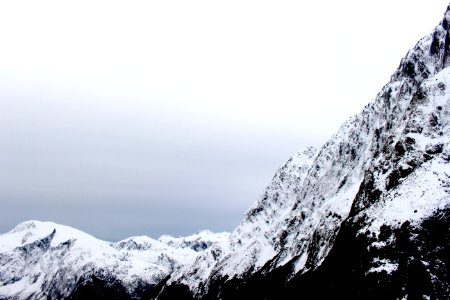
[67,275,132,300]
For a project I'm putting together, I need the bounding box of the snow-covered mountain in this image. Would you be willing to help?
[0,221,229,299]
[1,4,450,300]
[157,5,450,300]
[161,146,319,295]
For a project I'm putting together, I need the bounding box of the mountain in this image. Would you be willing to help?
[1,5,450,300]
[160,146,318,295]
[156,5,450,300]
[158,230,229,253]
[0,221,229,299]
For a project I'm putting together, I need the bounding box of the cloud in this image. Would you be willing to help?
[0,1,448,239]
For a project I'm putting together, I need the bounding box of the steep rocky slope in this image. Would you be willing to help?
[157,5,450,299]
[161,147,318,295]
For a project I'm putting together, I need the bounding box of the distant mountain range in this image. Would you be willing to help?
[0,220,229,299]
[1,4,449,300]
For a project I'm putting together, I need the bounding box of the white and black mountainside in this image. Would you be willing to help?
[157,6,450,300]
[1,5,450,300]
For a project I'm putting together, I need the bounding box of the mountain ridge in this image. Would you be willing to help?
[0,220,229,299]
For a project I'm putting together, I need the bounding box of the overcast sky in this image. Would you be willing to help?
[0,1,448,241]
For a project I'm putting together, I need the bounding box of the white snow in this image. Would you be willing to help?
[367,258,399,274]
[362,155,449,236]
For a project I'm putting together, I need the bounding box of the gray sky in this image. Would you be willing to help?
[0,1,448,241]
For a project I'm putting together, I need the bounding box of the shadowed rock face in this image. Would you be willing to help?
[1,5,450,300]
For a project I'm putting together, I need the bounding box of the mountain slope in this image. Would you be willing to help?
[157,5,450,299]
[161,147,318,295]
